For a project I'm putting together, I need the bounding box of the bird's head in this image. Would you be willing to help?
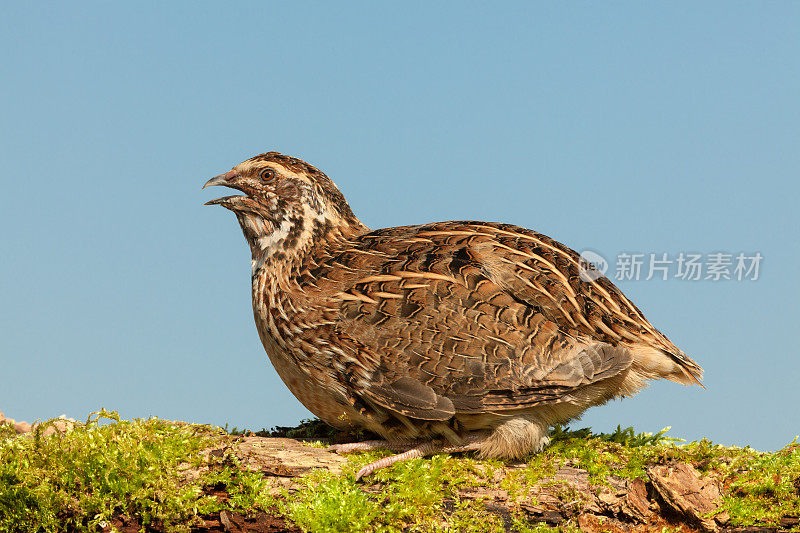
[204,152,365,261]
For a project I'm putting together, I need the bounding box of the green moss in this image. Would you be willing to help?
[203,464,279,513]
[719,439,800,528]
[0,409,223,532]
[540,425,689,484]
[378,457,449,523]
[501,453,557,503]
[436,498,508,532]
[510,517,575,533]
[283,452,546,532]
[3,412,799,532]
[301,440,329,449]
[282,470,382,533]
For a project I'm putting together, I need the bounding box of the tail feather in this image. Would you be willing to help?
[627,343,704,388]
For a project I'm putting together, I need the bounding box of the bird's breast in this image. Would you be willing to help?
[250,269,352,427]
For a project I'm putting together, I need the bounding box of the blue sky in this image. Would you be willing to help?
[2,2,797,451]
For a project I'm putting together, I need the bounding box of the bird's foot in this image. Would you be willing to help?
[353,434,485,481]
[326,439,420,454]
[354,441,439,480]
[326,440,391,454]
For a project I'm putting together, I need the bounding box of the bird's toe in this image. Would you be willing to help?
[326,439,392,454]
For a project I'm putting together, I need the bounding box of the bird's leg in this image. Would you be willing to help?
[326,439,419,454]
[353,434,486,481]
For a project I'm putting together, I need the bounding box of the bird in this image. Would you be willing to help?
[204,151,703,480]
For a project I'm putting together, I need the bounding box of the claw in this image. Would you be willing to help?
[355,464,374,481]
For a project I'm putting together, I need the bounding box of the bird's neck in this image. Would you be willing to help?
[245,207,367,278]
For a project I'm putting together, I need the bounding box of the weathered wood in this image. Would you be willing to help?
[209,437,732,531]
[649,463,723,532]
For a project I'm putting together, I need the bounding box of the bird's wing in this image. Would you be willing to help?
[305,221,698,419]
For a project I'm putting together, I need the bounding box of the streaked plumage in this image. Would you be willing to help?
[204,152,703,478]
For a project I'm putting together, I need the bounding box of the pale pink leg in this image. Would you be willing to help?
[326,439,418,454]
[354,434,485,481]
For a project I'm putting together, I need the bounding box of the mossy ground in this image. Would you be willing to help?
[1,410,798,532]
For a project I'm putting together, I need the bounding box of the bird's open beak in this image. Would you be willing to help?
[203,170,240,206]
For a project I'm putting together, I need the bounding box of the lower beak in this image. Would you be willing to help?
[203,170,243,206]
[204,197,232,206]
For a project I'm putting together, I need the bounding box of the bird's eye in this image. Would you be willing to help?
[260,168,276,182]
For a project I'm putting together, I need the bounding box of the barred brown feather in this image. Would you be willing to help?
[204,151,703,476]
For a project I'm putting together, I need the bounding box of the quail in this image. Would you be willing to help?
[204,152,703,479]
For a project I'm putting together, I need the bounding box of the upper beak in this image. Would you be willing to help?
[202,169,238,190]
[203,170,240,206]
